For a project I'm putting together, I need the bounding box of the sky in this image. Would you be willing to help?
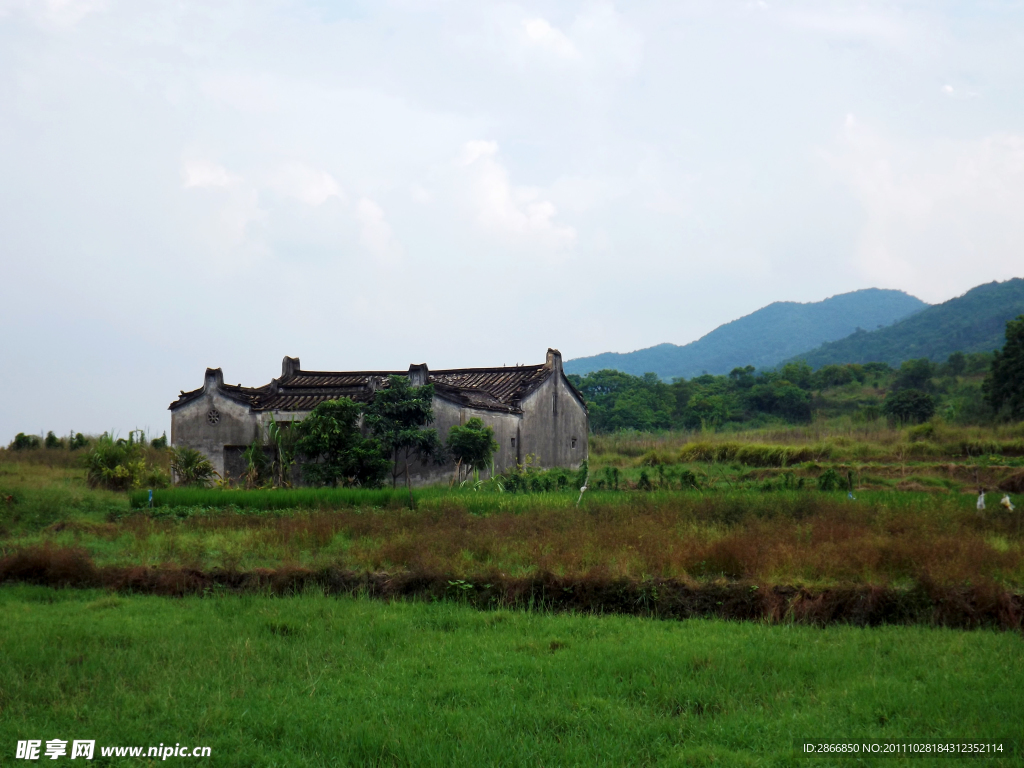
[2,0,1024,442]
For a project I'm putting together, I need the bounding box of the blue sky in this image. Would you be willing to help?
[2,0,1023,441]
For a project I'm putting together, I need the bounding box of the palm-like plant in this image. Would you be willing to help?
[170,446,218,487]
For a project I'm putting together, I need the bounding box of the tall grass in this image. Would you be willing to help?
[17,490,1024,587]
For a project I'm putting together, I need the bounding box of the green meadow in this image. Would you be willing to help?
[1,585,1021,767]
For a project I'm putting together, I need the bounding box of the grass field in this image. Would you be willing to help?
[3,432,1024,764]
[2,585,1021,767]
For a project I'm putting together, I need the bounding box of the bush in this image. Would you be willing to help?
[84,434,148,491]
[44,431,63,450]
[150,433,168,450]
[906,422,935,442]
[170,446,218,488]
[817,468,841,492]
[143,468,171,489]
[69,433,90,450]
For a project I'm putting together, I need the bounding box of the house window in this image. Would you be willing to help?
[207,408,220,425]
[571,437,577,449]
[510,437,516,448]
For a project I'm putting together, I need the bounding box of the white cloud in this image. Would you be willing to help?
[522,17,579,59]
[0,0,106,26]
[199,73,281,114]
[268,163,343,206]
[355,197,399,260]
[823,117,1024,301]
[788,7,915,49]
[181,160,236,188]
[460,140,576,251]
[568,3,643,75]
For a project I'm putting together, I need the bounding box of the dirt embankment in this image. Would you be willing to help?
[3,545,1022,631]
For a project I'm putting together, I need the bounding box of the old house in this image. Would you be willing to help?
[168,349,588,486]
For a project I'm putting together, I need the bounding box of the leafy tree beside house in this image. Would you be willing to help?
[294,398,390,488]
[364,375,444,489]
[446,417,498,483]
[984,314,1024,420]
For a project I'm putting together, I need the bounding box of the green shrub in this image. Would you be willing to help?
[678,469,700,489]
[150,433,168,450]
[143,468,170,489]
[907,422,935,442]
[68,433,90,450]
[84,434,148,491]
[817,468,842,492]
[44,431,63,450]
[636,470,653,491]
[170,447,218,488]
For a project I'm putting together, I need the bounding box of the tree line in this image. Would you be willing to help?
[568,314,1024,432]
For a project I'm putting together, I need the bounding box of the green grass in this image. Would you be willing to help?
[1,585,1021,767]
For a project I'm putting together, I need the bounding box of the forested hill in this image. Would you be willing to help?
[564,288,925,380]
[786,278,1024,369]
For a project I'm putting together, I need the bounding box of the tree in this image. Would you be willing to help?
[893,358,935,392]
[10,433,40,450]
[882,388,935,425]
[44,431,63,449]
[984,315,1024,419]
[446,417,498,483]
[812,364,855,390]
[364,375,444,489]
[945,351,966,377]
[294,398,389,488]
[777,361,814,390]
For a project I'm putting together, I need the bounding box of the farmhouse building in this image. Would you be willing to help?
[168,349,589,486]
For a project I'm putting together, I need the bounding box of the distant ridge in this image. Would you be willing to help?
[565,288,926,380]
[785,278,1024,369]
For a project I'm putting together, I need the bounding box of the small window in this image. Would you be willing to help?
[207,408,220,425]
[510,437,516,448]
[571,437,577,449]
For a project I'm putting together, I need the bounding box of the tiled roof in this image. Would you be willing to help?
[169,365,561,414]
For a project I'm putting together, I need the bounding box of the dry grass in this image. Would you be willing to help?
[3,543,1023,629]
[13,493,1024,589]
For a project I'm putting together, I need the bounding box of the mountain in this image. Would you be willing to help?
[564,288,927,380]
[785,278,1024,369]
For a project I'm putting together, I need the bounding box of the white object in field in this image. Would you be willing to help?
[1002,495,1016,512]
[977,492,986,511]
[576,475,589,507]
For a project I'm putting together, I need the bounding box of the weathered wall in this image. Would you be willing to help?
[170,371,259,479]
[402,396,521,487]
[520,374,588,471]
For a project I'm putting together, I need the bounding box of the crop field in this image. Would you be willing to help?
[2,427,1024,764]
